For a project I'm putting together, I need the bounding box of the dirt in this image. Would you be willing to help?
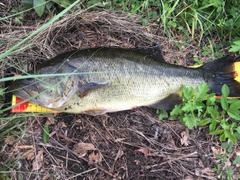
[0,2,238,180]
[3,110,218,180]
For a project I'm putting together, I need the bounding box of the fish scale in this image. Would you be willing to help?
[56,50,204,114]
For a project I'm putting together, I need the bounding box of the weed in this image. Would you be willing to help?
[13,0,240,44]
[22,0,74,16]
[212,142,240,180]
[11,9,24,25]
[193,56,203,66]
[159,84,240,143]
[0,0,81,61]
[0,1,82,178]
[229,40,240,54]
[150,1,236,44]
[202,45,212,57]
[201,40,224,60]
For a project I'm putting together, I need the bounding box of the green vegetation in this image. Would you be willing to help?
[230,40,240,54]
[43,124,50,143]
[159,83,240,179]
[159,84,240,143]
[0,1,81,178]
[213,142,240,180]
[22,0,75,16]
[85,0,240,45]
[17,0,240,43]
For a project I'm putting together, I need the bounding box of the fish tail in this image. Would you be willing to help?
[201,56,240,97]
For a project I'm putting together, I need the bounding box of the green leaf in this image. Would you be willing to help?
[182,103,195,112]
[182,86,194,100]
[229,40,240,53]
[183,114,199,129]
[209,120,217,132]
[46,1,54,10]
[0,88,6,96]
[210,129,224,135]
[236,127,240,134]
[233,155,240,165]
[224,19,233,30]
[220,96,228,110]
[34,0,46,16]
[195,101,205,108]
[152,11,157,19]
[141,18,147,26]
[52,0,73,8]
[222,84,230,97]
[43,124,50,143]
[224,130,237,143]
[206,95,216,106]
[230,100,240,110]
[221,121,230,130]
[159,110,168,120]
[196,83,209,99]
[228,146,233,153]
[168,21,177,28]
[170,105,182,117]
[207,106,218,118]
[199,118,211,126]
[219,133,226,142]
[234,132,240,140]
[230,122,237,129]
[227,109,240,120]
[221,142,229,149]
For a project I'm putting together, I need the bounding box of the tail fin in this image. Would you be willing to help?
[201,56,240,97]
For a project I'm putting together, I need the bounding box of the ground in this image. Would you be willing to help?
[0,2,239,180]
[6,109,218,180]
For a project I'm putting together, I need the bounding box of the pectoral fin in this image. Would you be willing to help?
[150,93,182,110]
[83,108,108,116]
[78,82,109,97]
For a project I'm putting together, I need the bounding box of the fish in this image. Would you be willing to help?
[9,46,240,115]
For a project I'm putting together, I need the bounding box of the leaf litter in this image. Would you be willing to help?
[73,142,96,158]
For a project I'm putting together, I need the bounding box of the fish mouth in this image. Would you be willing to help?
[9,79,43,106]
[11,86,43,106]
[12,88,31,100]
[12,88,67,110]
[9,80,30,99]
[10,85,69,110]
[9,77,76,110]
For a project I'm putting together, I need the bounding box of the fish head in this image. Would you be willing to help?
[9,75,78,110]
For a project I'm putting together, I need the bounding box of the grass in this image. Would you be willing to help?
[1,0,240,179]
[0,0,81,61]
[0,0,82,178]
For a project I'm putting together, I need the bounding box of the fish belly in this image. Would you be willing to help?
[61,72,205,115]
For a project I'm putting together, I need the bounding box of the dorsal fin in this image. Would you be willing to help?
[134,45,165,62]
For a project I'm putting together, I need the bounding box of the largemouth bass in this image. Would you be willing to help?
[9,46,240,115]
